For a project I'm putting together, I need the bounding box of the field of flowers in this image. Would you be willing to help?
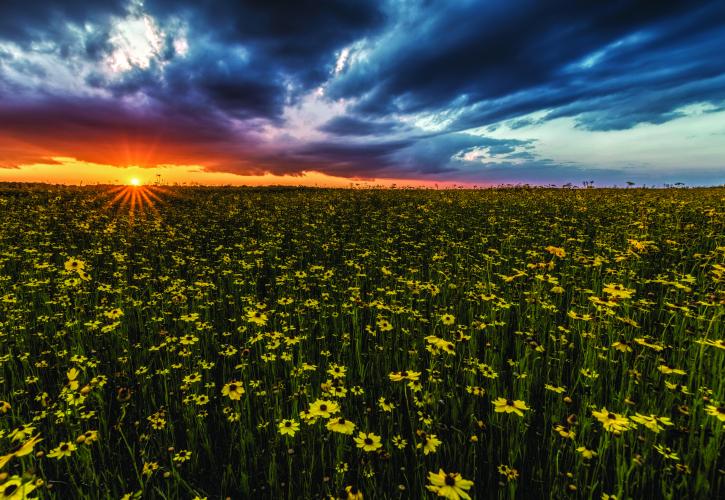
[0,184,723,499]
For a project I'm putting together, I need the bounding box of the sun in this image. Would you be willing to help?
[129,177,141,186]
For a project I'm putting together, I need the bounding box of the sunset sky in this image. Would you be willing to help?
[1,1,724,186]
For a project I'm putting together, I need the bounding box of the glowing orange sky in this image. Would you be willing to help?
[0,157,473,188]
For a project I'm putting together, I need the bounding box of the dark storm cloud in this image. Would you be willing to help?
[0,0,127,43]
[163,53,287,122]
[318,116,403,136]
[144,0,386,91]
[328,0,725,132]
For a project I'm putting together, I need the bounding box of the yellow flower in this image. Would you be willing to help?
[610,341,632,352]
[0,475,38,500]
[545,246,566,258]
[553,425,575,439]
[497,464,519,481]
[64,257,85,272]
[104,308,124,320]
[388,370,421,382]
[479,364,498,379]
[376,318,393,331]
[308,399,340,419]
[345,485,364,500]
[8,425,35,442]
[492,397,529,417]
[278,419,300,437]
[48,441,77,459]
[440,313,455,326]
[576,446,597,459]
[417,433,442,455]
[246,309,268,326]
[466,386,485,397]
[179,334,199,345]
[66,367,80,390]
[592,408,631,433]
[704,404,725,422]
[630,413,673,433]
[634,337,664,351]
[221,381,245,400]
[544,384,566,394]
[426,469,474,499]
[425,335,456,355]
[392,435,407,449]
[654,444,680,461]
[658,364,686,376]
[0,434,43,470]
[76,430,99,444]
[378,397,395,412]
[353,432,382,452]
[173,450,192,463]
[602,283,634,299]
[326,417,356,435]
[12,434,43,458]
[65,391,86,406]
[327,364,346,379]
[142,461,159,477]
[696,338,725,350]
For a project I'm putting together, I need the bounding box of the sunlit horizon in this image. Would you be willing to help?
[0,157,485,188]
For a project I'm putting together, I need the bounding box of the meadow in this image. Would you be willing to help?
[0,184,722,499]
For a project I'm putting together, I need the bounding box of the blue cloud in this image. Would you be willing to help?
[338,1,725,134]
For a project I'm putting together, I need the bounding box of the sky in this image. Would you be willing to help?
[0,0,724,187]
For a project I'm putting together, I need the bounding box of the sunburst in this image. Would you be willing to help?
[100,181,176,223]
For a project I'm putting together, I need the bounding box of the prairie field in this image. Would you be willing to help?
[0,185,723,499]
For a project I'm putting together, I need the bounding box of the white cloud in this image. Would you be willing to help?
[0,39,105,98]
[334,47,350,75]
[262,88,350,143]
[105,14,165,72]
[0,3,189,98]
[476,108,725,173]
[453,144,530,165]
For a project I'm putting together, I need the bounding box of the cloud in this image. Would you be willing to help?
[144,0,385,92]
[0,95,256,168]
[318,116,403,136]
[327,1,725,132]
[0,0,127,44]
[0,0,723,183]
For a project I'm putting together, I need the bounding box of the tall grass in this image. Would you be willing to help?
[0,185,722,499]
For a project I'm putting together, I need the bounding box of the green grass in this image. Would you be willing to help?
[0,185,722,499]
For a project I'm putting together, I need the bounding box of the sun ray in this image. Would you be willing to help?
[144,187,166,205]
[104,187,129,210]
[96,181,180,225]
[138,189,162,219]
